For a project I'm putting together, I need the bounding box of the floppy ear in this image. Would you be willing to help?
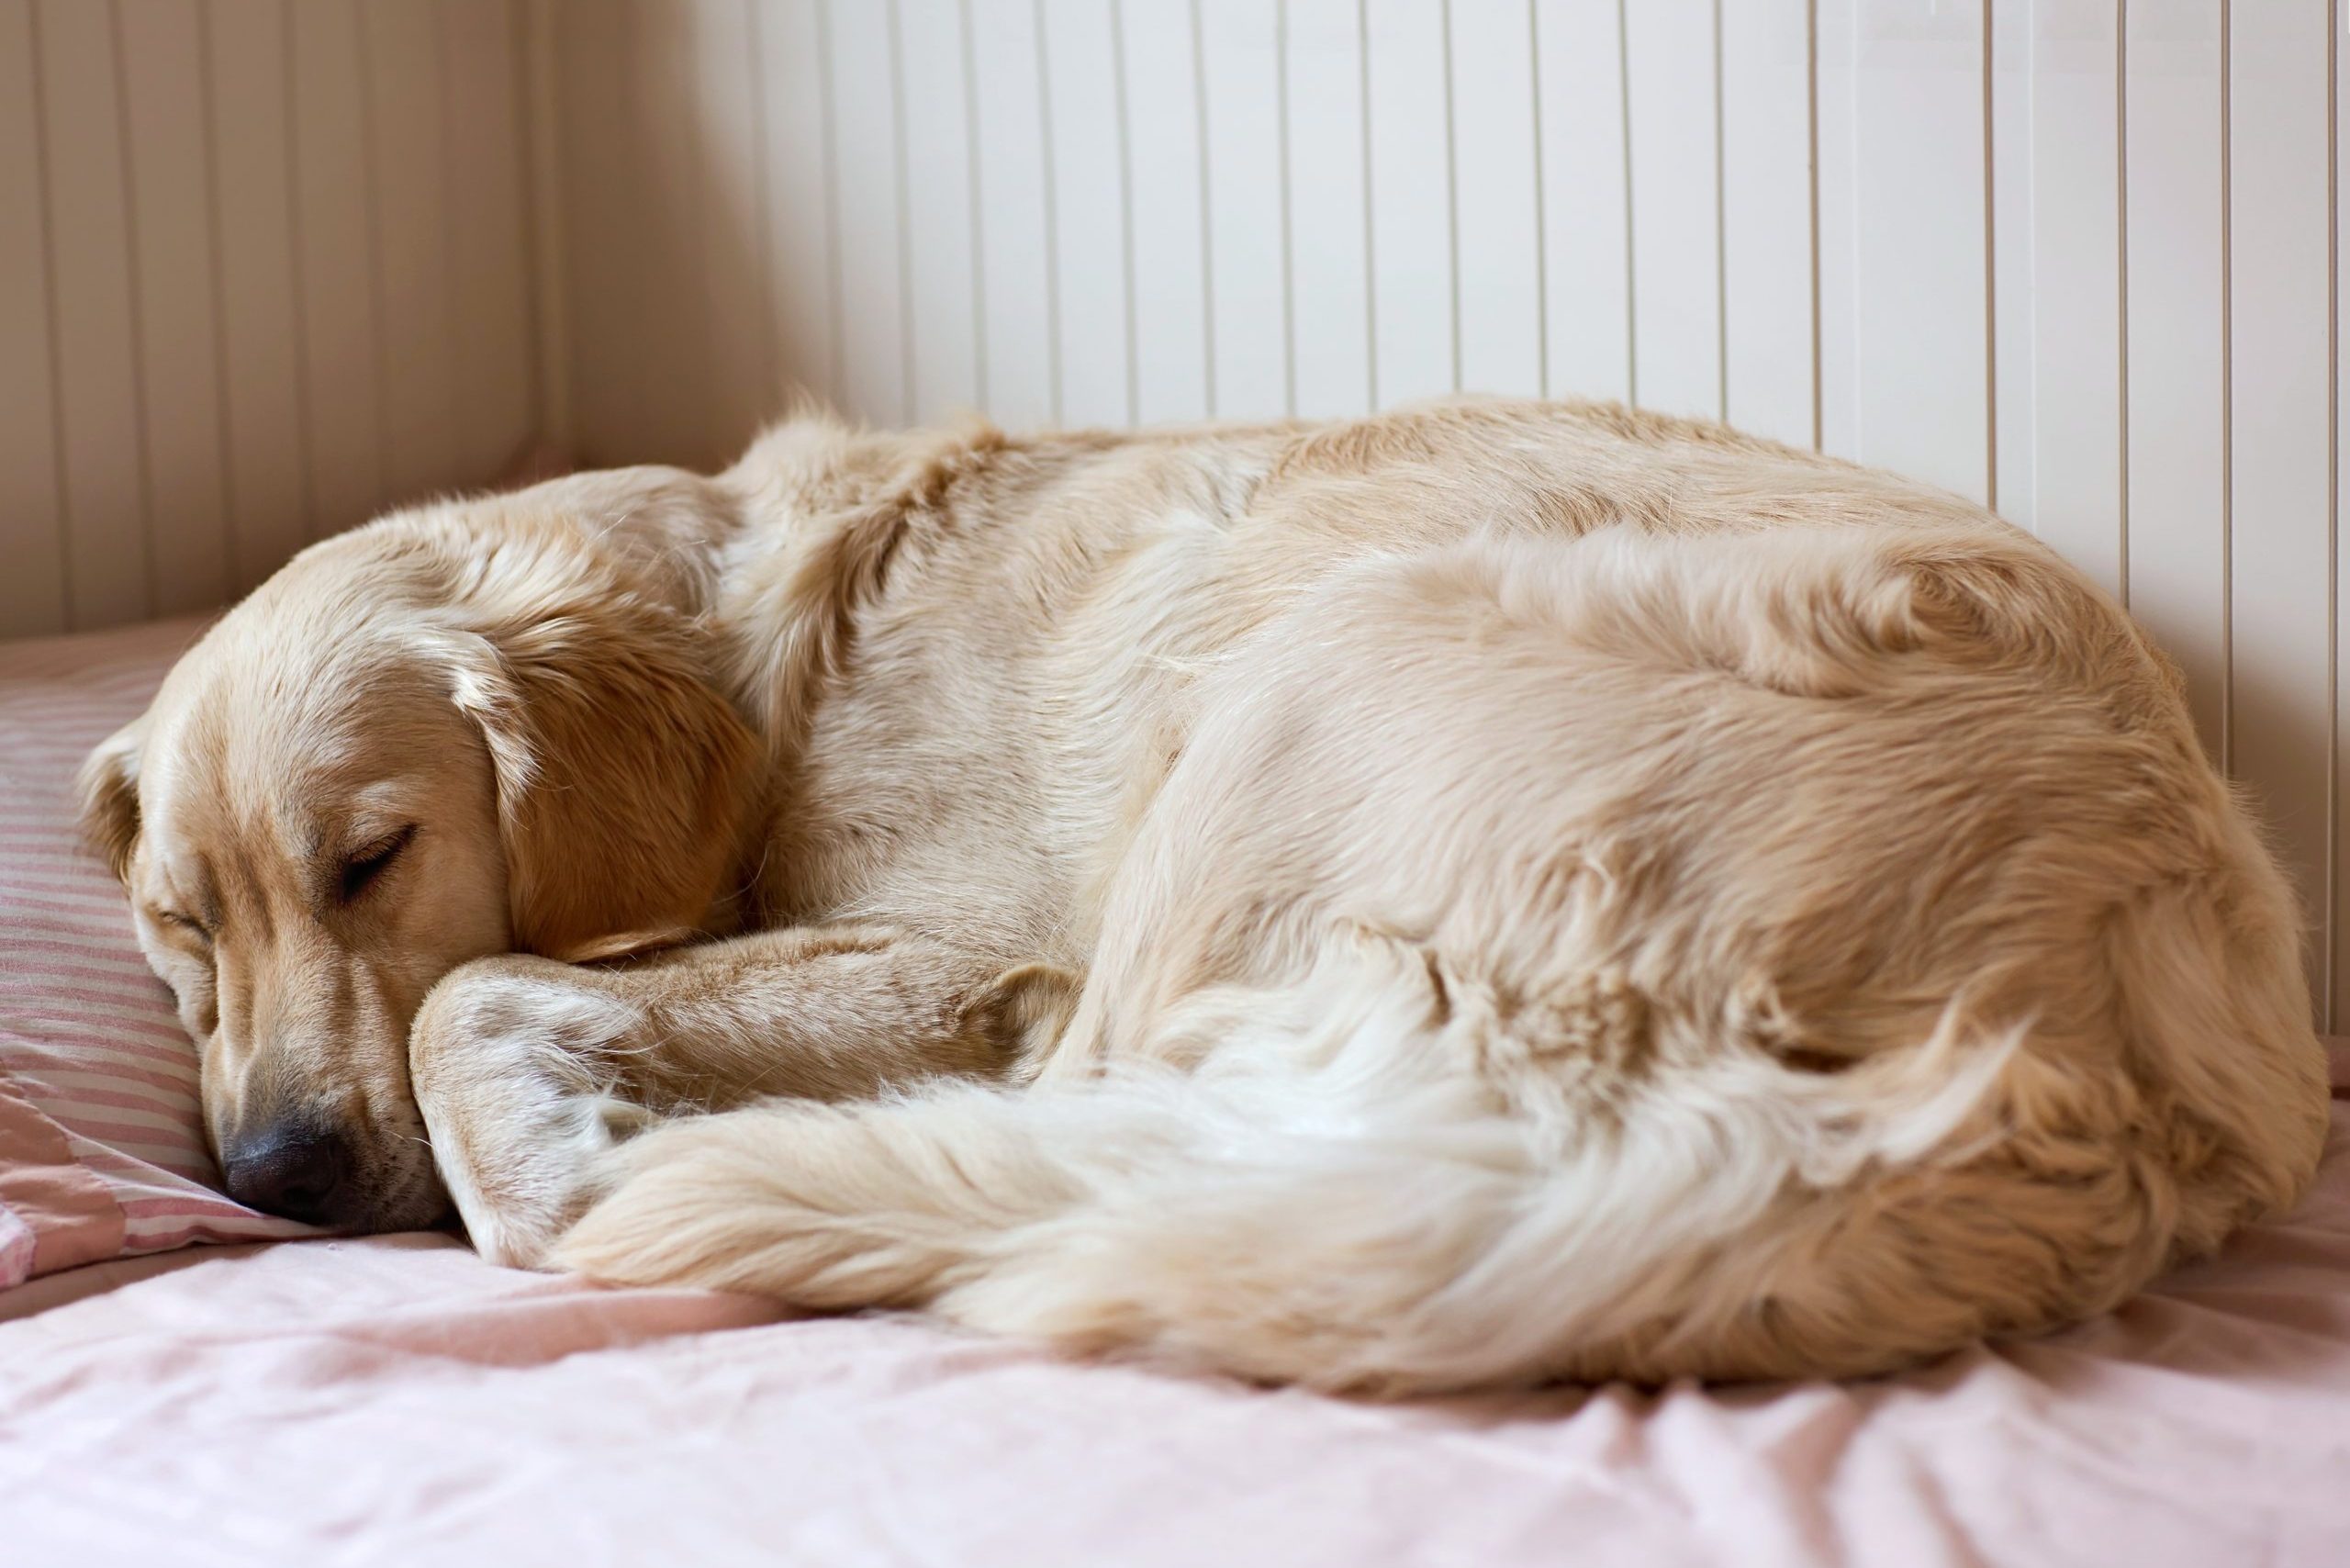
[76,719,147,882]
[431,542,763,963]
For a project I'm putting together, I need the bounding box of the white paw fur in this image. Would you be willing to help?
[411,967,653,1269]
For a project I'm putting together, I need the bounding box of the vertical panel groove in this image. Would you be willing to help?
[431,2,464,483]
[106,0,158,613]
[521,0,569,446]
[1178,5,1296,410]
[1356,0,1374,409]
[746,0,778,411]
[354,0,387,509]
[2224,0,2329,1021]
[0,0,62,633]
[1981,0,1998,512]
[1112,0,1138,424]
[280,0,317,540]
[889,0,916,424]
[2221,0,2235,774]
[819,0,847,409]
[2116,0,2130,610]
[1278,0,1296,417]
[2329,0,2341,1025]
[1718,0,1808,441]
[1528,0,1546,399]
[704,0,769,432]
[28,0,73,626]
[122,0,232,609]
[196,0,241,589]
[1710,0,1725,420]
[1617,0,1637,407]
[1807,0,1820,450]
[1188,0,1214,416]
[1033,0,1061,422]
[961,0,990,410]
[1441,0,1460,394]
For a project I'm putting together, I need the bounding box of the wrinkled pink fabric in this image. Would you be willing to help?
[9,612,2348,1565]
[6,1111,2349,1568]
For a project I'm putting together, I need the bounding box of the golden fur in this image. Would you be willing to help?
[84,398,2331,1391]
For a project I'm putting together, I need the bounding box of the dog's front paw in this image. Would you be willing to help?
[411,961,654,1269]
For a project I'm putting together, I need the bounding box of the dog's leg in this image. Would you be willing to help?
[408,926,1076,1267]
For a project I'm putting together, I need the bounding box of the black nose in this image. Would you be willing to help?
[223,1120,351,1225]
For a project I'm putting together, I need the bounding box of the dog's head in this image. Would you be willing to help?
[79,470,759,1230]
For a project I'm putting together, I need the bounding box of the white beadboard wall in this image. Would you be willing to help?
[6,1,2350,1027]
[0,0,542,639]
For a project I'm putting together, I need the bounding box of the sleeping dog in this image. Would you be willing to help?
[79,398,2329,1391]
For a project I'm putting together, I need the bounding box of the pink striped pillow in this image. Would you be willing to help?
[0,618,309,1286]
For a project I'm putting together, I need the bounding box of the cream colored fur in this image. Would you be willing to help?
[84,398,2331,1391]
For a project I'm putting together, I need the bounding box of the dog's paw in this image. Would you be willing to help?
[410,963,653,1270]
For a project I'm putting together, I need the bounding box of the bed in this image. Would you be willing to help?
[7,623,2350,1568]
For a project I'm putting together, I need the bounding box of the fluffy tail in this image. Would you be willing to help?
[553,949,2036,1394]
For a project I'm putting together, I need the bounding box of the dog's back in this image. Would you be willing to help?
[549,400,2328,1389]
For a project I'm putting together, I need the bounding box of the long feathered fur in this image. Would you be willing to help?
[554,491,2328,1392]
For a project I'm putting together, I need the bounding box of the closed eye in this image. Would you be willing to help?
[340,825,416,903]
[155,908,212,942]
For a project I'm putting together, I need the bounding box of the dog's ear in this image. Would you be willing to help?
[76,718,147,882]
[429,534,762,963]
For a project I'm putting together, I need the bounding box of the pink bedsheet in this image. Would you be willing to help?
[7,1112,2350,1567]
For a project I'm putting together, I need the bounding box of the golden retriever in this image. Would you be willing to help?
[80,398,2329,1391]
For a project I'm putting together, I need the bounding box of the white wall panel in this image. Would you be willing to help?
[362,0,452,487]
[968,0,1058,426]
[753,0,839,415]
[827,1,909,427]
[901,0,985,423]
[2123,0,2227,761]
[627,0,720,460]
[36,0,151,626]
[1533,0,1630,404]
[679,0,771,460]
[558,0,634,460]
[1623,0,1721,420]
[525,0,570,452]
[0,0,65,636]
[1816,0,1859,458]
[213,0,311,596]
[1718,0,1815,448]
[1449,0,1544,400]
[441,0,539,481]
[1118,0,1212,423]
[0,0,536,627]
[2335,0,2349,1035]
[1286,0,1374,418]
[1818,0,1991,505]
[1989,0,2032,516]
[118,0,230,612]
[1993,0,2124,598]
[1200,0,1288,419]
[290,0,388,547]
[1364,0,1456,405]
[1040,0,1132,428]
[2331,0,2350,1034]
[2228,0,2333,1018]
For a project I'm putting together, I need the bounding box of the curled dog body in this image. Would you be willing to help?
[84,399,2331,1390]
